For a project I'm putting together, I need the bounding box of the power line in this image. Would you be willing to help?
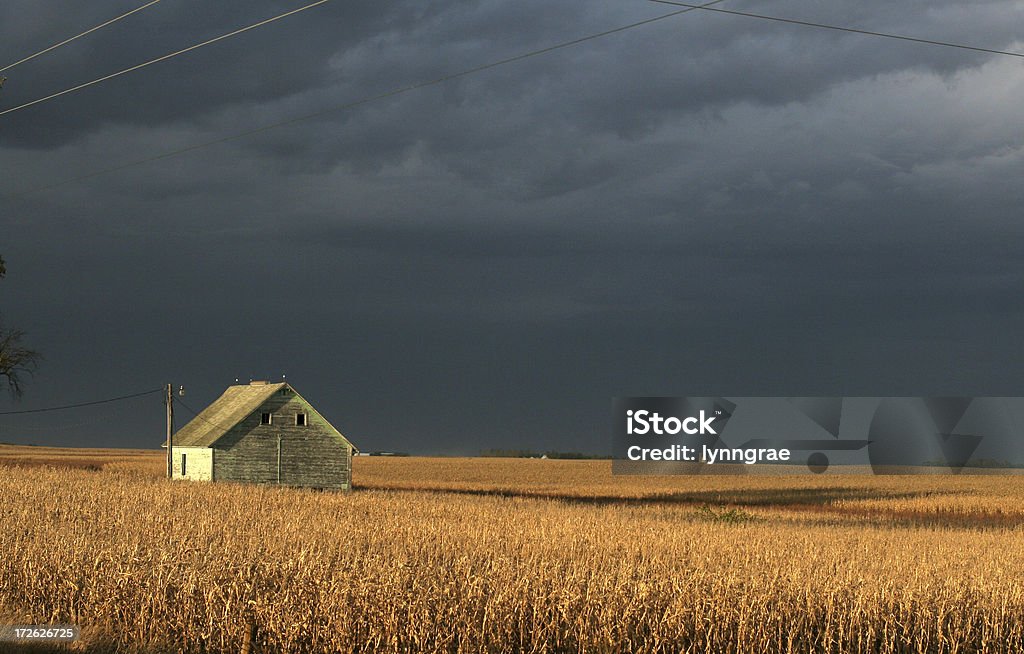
[0,387,163,415]
[0,0,334,117]
[9,0,726,198]
[0,0,166,74]
[649,0,1024,59]
[1,416,114,432]
[174,396,236,434]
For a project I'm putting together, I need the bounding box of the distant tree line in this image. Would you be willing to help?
[922,458,1024,469]
[356,451,410,457]
[479,449,612,460]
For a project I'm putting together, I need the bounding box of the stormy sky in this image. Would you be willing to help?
[1,0,1023,454]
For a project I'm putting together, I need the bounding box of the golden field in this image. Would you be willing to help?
[1,446,1023,653]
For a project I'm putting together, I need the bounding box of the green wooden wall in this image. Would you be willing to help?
[211,389,352,490]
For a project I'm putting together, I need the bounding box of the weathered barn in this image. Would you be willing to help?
[170,381,355,490]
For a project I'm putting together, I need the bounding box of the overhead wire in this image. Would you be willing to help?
[15,0,1020,199]
[0,387,163,415]
[8,0,728,197]
[173,396,242,434]
[648,0,1024,59]
[0,417,114,432]
[0,0,334,117]
[0,0,166,74]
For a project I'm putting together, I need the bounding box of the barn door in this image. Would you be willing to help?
[276,435,283,484]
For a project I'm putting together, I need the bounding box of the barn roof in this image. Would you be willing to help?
[172,381,289,448]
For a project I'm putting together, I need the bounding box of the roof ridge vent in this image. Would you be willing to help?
[249,380,269,385]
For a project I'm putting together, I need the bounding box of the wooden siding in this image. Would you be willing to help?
[211,390,351,490]
[171,447,213,481]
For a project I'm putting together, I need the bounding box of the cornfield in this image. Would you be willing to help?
[1,449,1023,653]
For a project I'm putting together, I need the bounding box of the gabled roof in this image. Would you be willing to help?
[172,382,288,448]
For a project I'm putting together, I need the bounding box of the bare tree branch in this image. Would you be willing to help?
[0,324,42,398]
[0,255,42,397]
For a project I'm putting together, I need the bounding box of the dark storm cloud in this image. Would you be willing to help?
[2,0,1024,453]
[0,0,416,146]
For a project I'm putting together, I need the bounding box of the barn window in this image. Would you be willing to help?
[295,413,307,426]
[261,412,272,425]
[180,453,187,476]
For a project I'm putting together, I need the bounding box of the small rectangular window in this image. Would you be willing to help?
[295,413,307,426]
[261,413,272,425]
[181,453,187,476]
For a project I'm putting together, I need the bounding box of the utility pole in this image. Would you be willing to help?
[165,383,174,479]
